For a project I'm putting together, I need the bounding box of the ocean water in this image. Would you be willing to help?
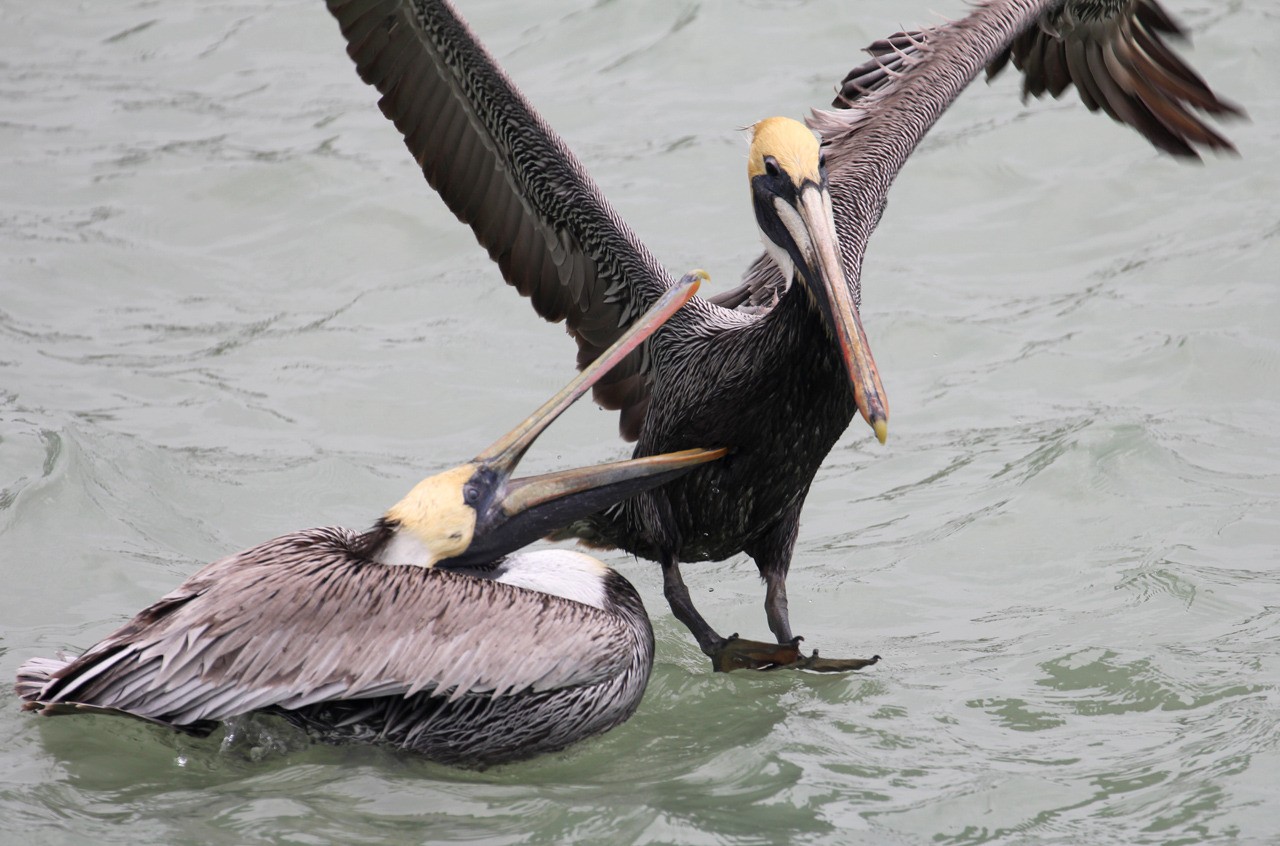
[2,1,1277,843]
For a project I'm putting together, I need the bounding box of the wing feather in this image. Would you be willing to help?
[19,528,635,727]
[325,0,675,440]
[996,0,1243,154]
[828,1,1240,155]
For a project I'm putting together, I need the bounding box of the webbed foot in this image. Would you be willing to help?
[709,636,881,673]
[710,634,806,672]
[772,650,881,673]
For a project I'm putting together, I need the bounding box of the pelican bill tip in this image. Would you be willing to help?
[873,419,888,445]
[682,268,711,288]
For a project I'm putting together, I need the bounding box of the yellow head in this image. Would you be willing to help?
[747,117,823,187]
[381,464,480,565]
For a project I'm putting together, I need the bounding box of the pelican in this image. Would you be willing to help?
[16,278,725,768]
[321,0,1240,671]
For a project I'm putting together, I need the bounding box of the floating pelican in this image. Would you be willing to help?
[321,0,1240,671]
[17,277,725,768]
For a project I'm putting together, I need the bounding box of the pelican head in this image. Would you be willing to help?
[366,274,726,568]
[748,117,888,443]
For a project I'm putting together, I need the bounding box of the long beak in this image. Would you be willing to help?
[455,447,724,567]
[787,185,889,443]
[443,273,727,567]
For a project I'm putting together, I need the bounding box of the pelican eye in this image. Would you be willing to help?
[463,484,481,507]
[763,156,781,178]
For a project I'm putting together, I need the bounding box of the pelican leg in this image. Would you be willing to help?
[660,555,806,672]
[659,555,722,655]
[746,513,882,673]
[747,510,800,644]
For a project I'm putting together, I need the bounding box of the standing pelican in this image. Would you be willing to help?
[321,0,1240,671]
[17,278,725,768]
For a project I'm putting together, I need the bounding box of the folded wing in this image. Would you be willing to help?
[19,528,634,728]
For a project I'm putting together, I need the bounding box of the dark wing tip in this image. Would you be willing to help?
[1000,0,1244,159]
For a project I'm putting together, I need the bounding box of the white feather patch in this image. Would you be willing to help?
[375,531,436,567]
[494,550,610,610]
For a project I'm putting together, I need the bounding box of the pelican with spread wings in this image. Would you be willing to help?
[321,0,1241,671]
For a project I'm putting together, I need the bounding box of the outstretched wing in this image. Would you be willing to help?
[724,0,1240,311]
[325,0,676,439]
[19,528,635,727]
[832,0,1242,157]
[992,0,1243,156]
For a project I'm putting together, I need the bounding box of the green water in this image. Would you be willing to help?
[2,1,1277,843]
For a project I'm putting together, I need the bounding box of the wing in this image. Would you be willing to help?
[832,0,1243,158]
[325,0,675,440]
[20,528,636,727]
[992,0,1244,156]
[728,0,1241,311]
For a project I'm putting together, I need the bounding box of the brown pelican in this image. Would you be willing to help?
[16,278,726,768]
[320,0,1240,671]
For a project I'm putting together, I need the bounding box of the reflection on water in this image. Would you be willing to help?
[2,0,1278,843]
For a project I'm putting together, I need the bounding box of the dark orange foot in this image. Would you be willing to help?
[775,651,881,673]
[710,635,806,672]
[710,635,881,673]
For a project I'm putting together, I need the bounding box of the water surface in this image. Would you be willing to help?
[2,1,1277,843]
